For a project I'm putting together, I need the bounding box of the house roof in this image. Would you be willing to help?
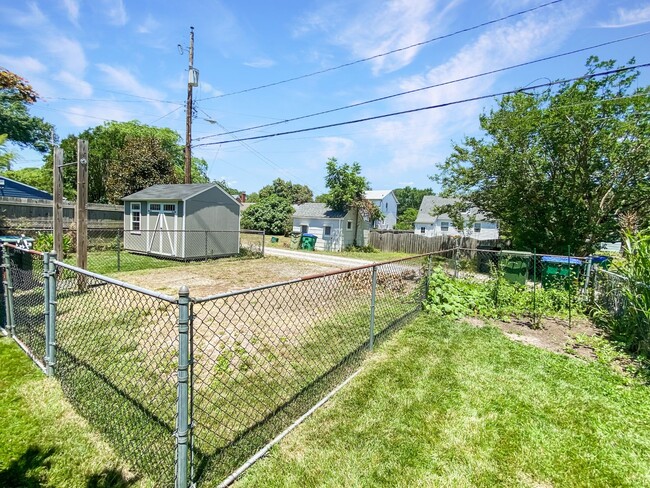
[415,195,491,223]
[293,202,347,219]
[0,176,53,200]
[122,183,224,202]
[365,190,394,201]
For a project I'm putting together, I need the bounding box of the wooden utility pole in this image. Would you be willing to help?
[53,148,64,256]
[76,140,88,281]
[184,26,196,184]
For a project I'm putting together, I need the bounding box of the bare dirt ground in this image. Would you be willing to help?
[113,256,343,298]
[463,315,600,361]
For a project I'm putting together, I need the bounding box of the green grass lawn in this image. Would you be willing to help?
[237,316,650,487]
[0,336,153,488]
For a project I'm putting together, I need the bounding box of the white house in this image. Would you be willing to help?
[292,203,369,251]
[365,190,398,229]
[414,195,499,240]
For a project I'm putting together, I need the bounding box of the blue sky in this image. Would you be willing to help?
[1,0,649,197]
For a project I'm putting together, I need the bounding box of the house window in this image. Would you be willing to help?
[347,220,352,230]
[441,221,449,232]
[163,203,176,213]
[131,203,141,232]
[324,225,331,237]
[420,227,425,234]
[385,202,388,210]
[474,222,481,233]
[149,203,161,213]
[301,225,309,234]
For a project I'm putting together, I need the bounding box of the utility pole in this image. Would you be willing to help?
[184,26,197,184]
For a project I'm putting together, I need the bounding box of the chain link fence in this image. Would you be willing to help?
[0,227,265,275]
[4,241,628,487]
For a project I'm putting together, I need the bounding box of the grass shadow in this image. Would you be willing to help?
[85,467,140,488]
[0,445,55,488]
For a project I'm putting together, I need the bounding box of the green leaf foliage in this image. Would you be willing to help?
[240,194,295,235]
[436,57,650,255]
[395,207,419,230]
[323,157,370,212]
[394,186,433,217]
[258,178,313,205]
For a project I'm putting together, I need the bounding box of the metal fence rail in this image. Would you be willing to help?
[592,268,628,319]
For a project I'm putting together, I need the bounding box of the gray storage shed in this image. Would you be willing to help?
[122,183,240,260]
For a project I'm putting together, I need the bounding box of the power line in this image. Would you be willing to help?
[195,31,650,141]
[197,0,564,102]
[194,64,650,147]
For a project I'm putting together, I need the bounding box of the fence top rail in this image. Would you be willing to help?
[597,268,627,280]
[194,250,437,303]
[52,259,178,303]
[458,247,590,261]
[2,243,44,257]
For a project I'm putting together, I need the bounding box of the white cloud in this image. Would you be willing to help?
[61,0,80,24]
[103,0,127,26]
[2,2,48,28]
[243,58,276,69]
[199,81,223,97]
[315,136,355,167]
[600,4,650,28]
[0,55,47,75]
[136,14,159,34]
[47,35,88,73]
[63,103,132,127]
[53,71,93,98]
[96,63,167,112]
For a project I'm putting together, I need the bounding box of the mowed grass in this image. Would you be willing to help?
[0,336,154,487]
[237,316,650,487]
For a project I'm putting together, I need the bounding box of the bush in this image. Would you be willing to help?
[343,245,378,253]
[33,232,73,256]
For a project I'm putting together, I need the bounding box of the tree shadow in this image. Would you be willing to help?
[85,467,140,488]
[0,445,55,488]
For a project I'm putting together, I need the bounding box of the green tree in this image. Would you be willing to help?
[324,157,379,245]
[0,69,55,155]
[240,194,294,235]
[215,179,239,195]
[2,167,51,192]
[54,121,208,203]
[314,193,329,203]
[104,135,179,203]
[394,186,433,217]
[0,134,14,170]
[436,57,650,254]
[395,208,419,230]
[258,178,313,205]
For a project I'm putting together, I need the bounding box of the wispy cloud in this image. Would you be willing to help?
[243,58,276,69]
[103,0,127,26]
[0,54,47,75]
[96,63,167,112]
[2,2,48,28]
[61,0,80,24]
[600,4,650,28]
[315,136,355,167]
[48,35,88,73]
[136,14,159,34]
[53,70,93,97]
[63,103,132,127]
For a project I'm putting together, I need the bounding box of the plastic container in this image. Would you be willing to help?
[501,251,531,285]
[300,233,317,251]
[541,255,582,289]
[289,232,302,250]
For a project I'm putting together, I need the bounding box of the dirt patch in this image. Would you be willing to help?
[113,256,343,298]
[464,315,600,361]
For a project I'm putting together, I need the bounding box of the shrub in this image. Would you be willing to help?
[33,232,73,256]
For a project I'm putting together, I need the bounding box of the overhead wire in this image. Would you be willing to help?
[193,63,650,147]
[196,0,565,102]
[195,31,650,142]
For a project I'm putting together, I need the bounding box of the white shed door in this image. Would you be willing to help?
[147,203,178,256]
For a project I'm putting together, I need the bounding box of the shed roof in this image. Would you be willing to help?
[293,202,347,219]
[0,176,53,200]
[123,183,224,202]
[415,195,491,223]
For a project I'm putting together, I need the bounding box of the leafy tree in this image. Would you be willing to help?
[394,186,433,217]
[0,68,55,154]
[314,193,329,203]
[2,167,51,192]
[0,134,14,170]
[104,135,179,203]
[240,194,294,235]
[258,178,313,205]
[324,157,379,245]
[435,57,650,255]
[53,121,208,203]
[215,179,239,195]
[395,208,419,230]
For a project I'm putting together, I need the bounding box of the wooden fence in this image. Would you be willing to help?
[369,230,501,254]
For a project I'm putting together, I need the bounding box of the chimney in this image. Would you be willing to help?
[239,192,246,204]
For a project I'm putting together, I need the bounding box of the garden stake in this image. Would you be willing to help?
[43,252,51,372]
[533,248,537,328]
[3,245,15,337]
[47,252,57,375]
[369,265,377,350]
[567,245,572,328]
[176,285,191,488]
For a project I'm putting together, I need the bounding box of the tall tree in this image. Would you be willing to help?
[436,57,650,255]
[324,157,379,245]
[240,194,294,235]
[394,186,434,217]
[258,178,313,205]
[0,68,54,156]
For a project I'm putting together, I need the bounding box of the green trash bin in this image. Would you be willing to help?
[289,232,302,250]
[300,233,317,251]
[541,256,582,289]
[501,251,531,285]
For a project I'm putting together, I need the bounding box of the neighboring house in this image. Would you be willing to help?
[122,183,240,260]
[0,176,52,200]
[292,203,369,251]
[414,195,499,240]
[365,190,398,229]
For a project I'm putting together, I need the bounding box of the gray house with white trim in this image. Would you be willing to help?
[292,203,369,251]
[122,183,240,260]
[414,196,499,240]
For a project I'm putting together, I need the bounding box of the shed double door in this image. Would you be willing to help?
[147,203,178,256]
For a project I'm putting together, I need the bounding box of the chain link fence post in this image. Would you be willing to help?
[262,230,266,257]
[176,285,190,488]
[117,230,122,272]
[369,265,377,350]
[47,252,57,376]
[3,244,15,337]
[43,252,51,373]
[425,254,432,300]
